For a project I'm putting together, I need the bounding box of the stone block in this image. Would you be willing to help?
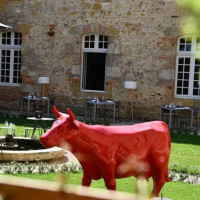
[18,24,33,34]
[93,3,102,10]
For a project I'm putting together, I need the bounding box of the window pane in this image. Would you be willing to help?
[178,65,183,72]
[99,42,103,48]
[184,73,189,79]
[14,57,18,63]
[7,39,11,45]
[179,58,184,64]
[90,42,94,48]
[183,88,188,95]
[183,81,189,87]
[85,36,89,41]
[178,73,183,79]
[99,35,103,41]
[177,88,182,94]
[193,81,199,87]
[194,73,199,80]
[14,51,18,56]
[85,42,89,48]
[177,80,182,87]
[104,43,108,49]
[179,45,185,51]
[185,58,190,64]
[90,35,95,41]
[195,58,200,65]
[195,66,200,72]
[186,44,191,51]
[186,37,192,43]
[7,32,11,38]
[185,65,190,72]
[180,38,185,43]
[193,89,198,95]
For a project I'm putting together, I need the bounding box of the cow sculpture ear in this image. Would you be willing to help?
[67,108,79,130]
[67,108,76,121]
[53,106,60,117]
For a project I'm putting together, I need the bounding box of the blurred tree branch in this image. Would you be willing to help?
[176,0,200,35]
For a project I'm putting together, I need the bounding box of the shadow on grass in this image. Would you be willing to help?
[170,132,200,146]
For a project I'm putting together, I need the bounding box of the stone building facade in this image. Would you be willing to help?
[0,0,197,120]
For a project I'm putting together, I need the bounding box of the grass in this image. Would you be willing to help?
[0,116,200,199]
[169,133,200,174]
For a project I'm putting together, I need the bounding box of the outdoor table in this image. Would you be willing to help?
[160,106,193,130]
[27,117,54,138]
[85,99,116,123]
[21,96,50,116]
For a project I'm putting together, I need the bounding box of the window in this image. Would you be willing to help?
[81,34,108,92]
[0,32,22,85]
[175,36,200,98]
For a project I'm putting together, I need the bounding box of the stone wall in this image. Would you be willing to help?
[0,0,194,120]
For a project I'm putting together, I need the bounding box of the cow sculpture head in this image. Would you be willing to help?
[40,106,78,148]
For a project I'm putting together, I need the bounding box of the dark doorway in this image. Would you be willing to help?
[82,52,106,91]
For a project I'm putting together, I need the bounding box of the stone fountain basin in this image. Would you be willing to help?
[0,137,65,162]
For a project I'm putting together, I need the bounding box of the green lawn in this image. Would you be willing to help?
[169,133,200,174]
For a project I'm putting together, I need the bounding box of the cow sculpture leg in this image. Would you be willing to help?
[102,161,117,190]
[150,150,170,197]
[82,174,92,187]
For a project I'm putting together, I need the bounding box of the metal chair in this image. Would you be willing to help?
[23,124,43,138]
[49,97,56,117]
[21,98,36,115]
[161,107,177,128]
[192,107,198,130]
[177,109,193,130]
[104,101,121,121]
[84,100,101,121]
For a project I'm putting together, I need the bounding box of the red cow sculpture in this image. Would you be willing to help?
[40,106,171,197]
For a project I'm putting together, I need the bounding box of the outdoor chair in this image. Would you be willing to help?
[104,101,121,121]
[85,100,101,121]
[23,124,43,138]
[192,107,198,130]
[21,98,36,115]
[161,107,177,128]
[49,96,56,117]
[176,109,193,130]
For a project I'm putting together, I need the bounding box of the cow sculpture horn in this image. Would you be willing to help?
[53,106,60,117]
[67,108,76,121]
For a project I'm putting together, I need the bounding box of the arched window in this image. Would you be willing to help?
[0,32,22,85]
[175,35,200,98]
[81,34,108,92]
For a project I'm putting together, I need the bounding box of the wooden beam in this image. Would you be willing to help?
[0,175,135,200]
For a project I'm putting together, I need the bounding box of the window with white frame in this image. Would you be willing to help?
[175,36,200,98]
[81,34,108,92]
[0,32,22,85]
